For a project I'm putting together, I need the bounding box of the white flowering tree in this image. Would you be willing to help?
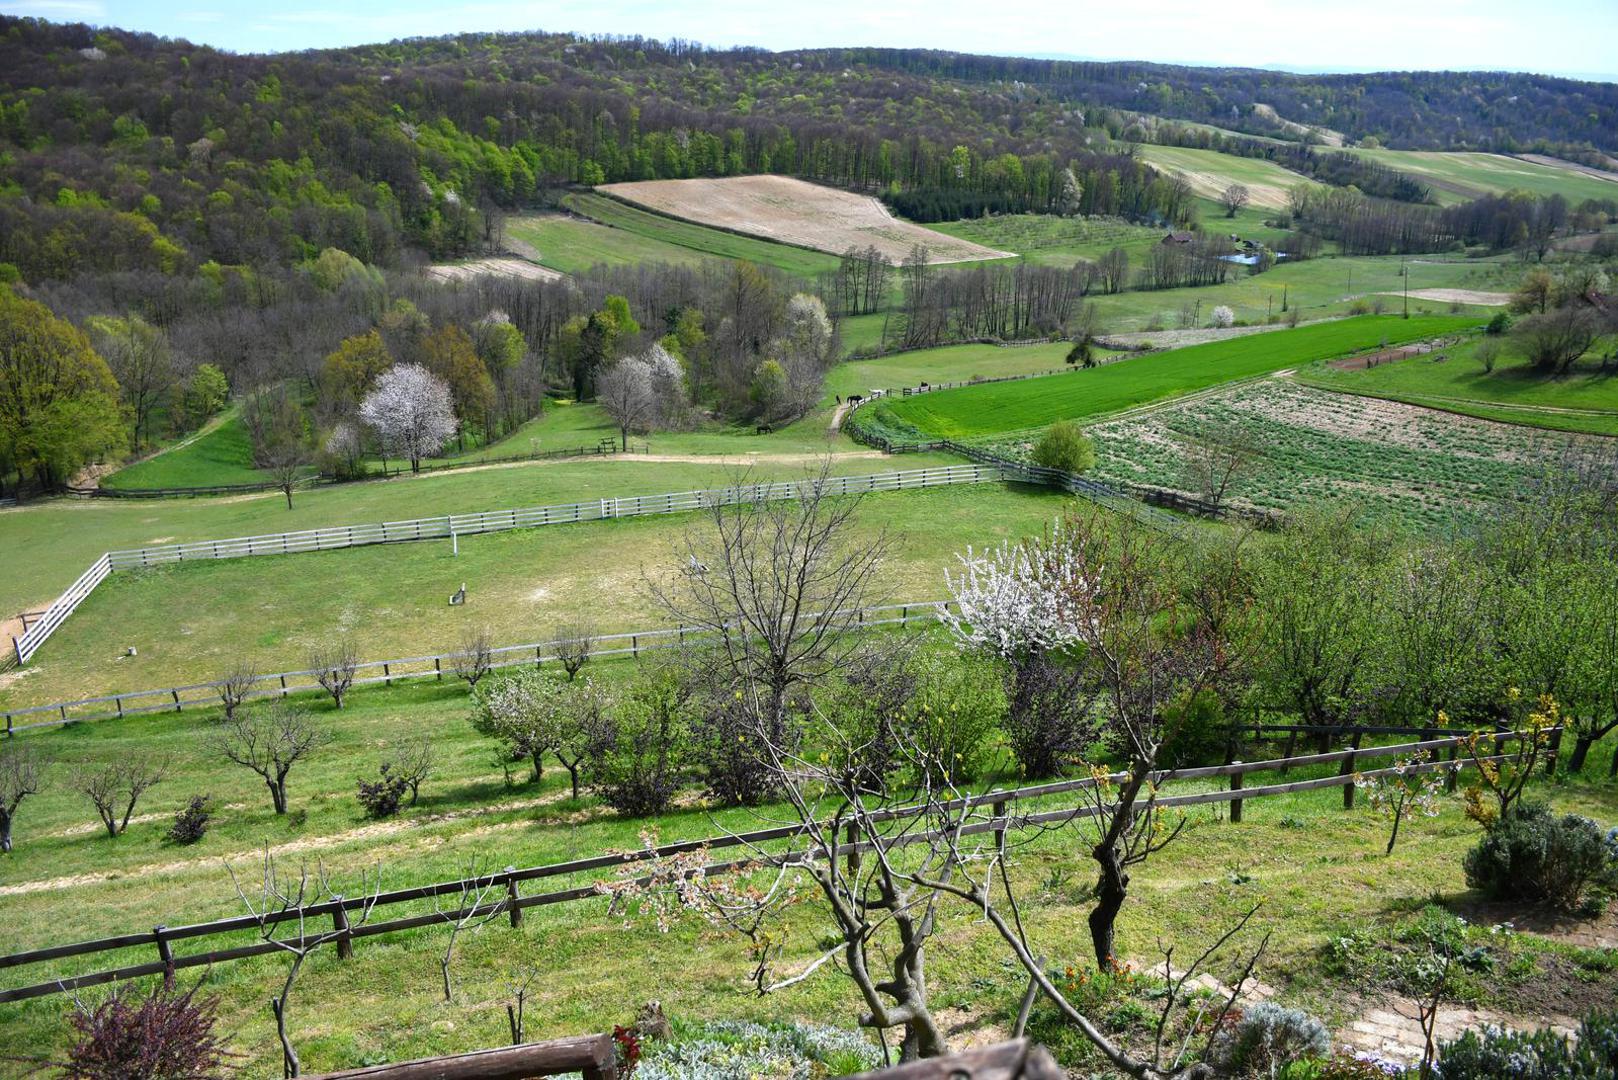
[940,525,1100,777]
[1210,305,1236,329]
[595,355,656,450]
[358,363,457,473]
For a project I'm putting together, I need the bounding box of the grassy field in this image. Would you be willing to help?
[505,211,722,274]
[1299,335,1618,436]
[5,482,1070,706]
[1136,145,1322,210]
[1331,149,1618,206]
[1084,379,1585,529]
[922,214,1167,268]
[561,192,842,278]
[100,408,272,490]
[869,315,1480,440]
[0,664,1612,1073]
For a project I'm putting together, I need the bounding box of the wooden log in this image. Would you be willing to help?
[303,1034,618,1080]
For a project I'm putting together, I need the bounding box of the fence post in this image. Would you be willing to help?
[279,674,288,698]
[383,662,392,687]
[1229,765,1244,823]
[1341,732,1362,810]
[506,866,522,928]
[993,799,1008,854]
[435,657,442,681]
[844,820,860,875]
[1544,727,1562,777]
[154,925,174,988]
[171,689,181,713]
[1279,730,1298,775]
[1446,739,1460,793]
[332,898,353,959]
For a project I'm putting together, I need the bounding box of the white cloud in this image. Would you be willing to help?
[1,0,107,16]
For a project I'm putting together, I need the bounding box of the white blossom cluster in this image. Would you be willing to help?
[939,526,1098,659]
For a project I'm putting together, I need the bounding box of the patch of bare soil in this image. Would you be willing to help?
[1100,324,1287,350]
[598,175,1011,264]
[1516,154,1618,184]
[426,257,563,284]
[1377,288,1512,307]
[1253,104,1345,147]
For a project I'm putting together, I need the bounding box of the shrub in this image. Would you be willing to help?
[1158,689,1227,769]
[355,764,408,819]
[1462,803,1617,911]
[1211,305,1236,328]
[1031,420,1095,474]
[589,669,692,816]
[636,1019,880,1080]
[1211,1002,1331,1076]
[1436,1022,1583,1078]
[166,796,212,845]
[898,650,1005,783]
[65,982,229,1079]
[1484,311,1512,336]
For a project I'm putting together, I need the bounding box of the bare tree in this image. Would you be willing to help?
[450,627,493,689]
[227,854,380,1077]
[552,616,598,681]
[244,385,314,510]
[77,758,168,838]
[431,858,506,1002]
[308,639,358,709]
[595,355,658,451]
[213,703,329,814]
[650,461,893,753]
[1176,426,1258,512]
[216,660,259,722]
[0,747,45,853]
[388,735,434,806]
[1220,184,1251,218]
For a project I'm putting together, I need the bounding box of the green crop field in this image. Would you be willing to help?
[1084,380,1586,529]
[1299,335,1618,436]
[4,481,1067,706]
[1331,149,1618,206]
[867,315,1480,440]
[2,663,1613,1073]
[562,192,842,278]
[505,211,722,274]
[922,214,1166,267]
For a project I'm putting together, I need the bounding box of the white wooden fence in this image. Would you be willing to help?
[11,465,1009,665]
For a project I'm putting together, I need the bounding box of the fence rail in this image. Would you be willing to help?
[10,464,1008,667]
[0,728,1538,1004]
[2,601,958,734]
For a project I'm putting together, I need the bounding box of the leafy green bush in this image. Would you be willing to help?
[1436,1021,1591,1078]
[1211,1002,1331,1076]
[1462,803,1617,911]
[589,669,693,816]
[1485,312,1512,336]
[899,650,1006,783]
[1031,420,1095,474]
[1158,689,1228,769]
[638,1019,879,1080]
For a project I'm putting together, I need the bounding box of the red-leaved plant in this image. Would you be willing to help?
[613,1024,643,1078]
[64,981,230,1080]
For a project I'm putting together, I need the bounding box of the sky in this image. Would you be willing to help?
[3,0,1617,81]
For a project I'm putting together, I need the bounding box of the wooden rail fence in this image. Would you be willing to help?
[2,601,958,734]
[11,464,1008,666]
[0,729,1537,1005]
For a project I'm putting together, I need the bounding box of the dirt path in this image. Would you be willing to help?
[828,402,852,432]
[1341,996,1576,1065]
[1378,288,1512,307]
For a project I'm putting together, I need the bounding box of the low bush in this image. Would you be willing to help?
[636,1019,879,1080]
[1158,689,1227,769]
[165,796,211,845]
[1462,803,1617,911]
[355,764,409,819]
[1031,419,1096,474]
[1211,1002,1331,1077]
[65,982,229,1079]
[1435,1018,1605,1078]
[589,669,692,817]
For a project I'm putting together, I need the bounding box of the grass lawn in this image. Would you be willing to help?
[1136,145,1322,209]
[1299,335,1618,436]
[100,409,272,490]
[562,192,842,279]
[870,315,1481,440]
[1,666,1613,1073]
[1330,148,1618,206]
[5,482,1070,706]
[825,341,1095,400]
[922,214,1166,268]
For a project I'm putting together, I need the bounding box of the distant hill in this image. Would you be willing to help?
[2,17,1614,279]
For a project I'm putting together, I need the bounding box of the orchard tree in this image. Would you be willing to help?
[1220,184,1251,217]
[244,385,314,509]
[359,363,457,472]
[0,747,45,853]
[595,354,657,450]
[0,288,125,491]
[212,703,329,815]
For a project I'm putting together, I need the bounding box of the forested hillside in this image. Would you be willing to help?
[3,17,1616,280]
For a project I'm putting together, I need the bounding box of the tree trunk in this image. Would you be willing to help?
[1386,806,1404,855]
[1569,735,1593,774]
[1,815,12,853]
[1087,843,1129,969]
[270,779,288,814]
[529,751,544,783]
[283,485,294,510]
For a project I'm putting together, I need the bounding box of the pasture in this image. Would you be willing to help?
[505,211,722,274]
[596,176,1010,264]
[4,481,1068,706]
[1333,148,1618,206]
[921,214,1167,267]
[1135,144,1322,210]
[2,667,1613,1074]
[1301,334,1618,436]
[1083,380,1583,527]
[868,315,1480,440]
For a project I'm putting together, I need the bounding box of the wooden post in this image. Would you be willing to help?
[1544,727,1562,777]
[1341,732,1362,810]
[384,662,392,687]
[154,925,174,988]
[1279,730,1298,775]
[332,898,353,959]
[171,688,182,713]
[993,799,1008,854]
[506,867,522,928]
[1229,764,1244,823]
[435,657,442,681]
[844,820,860,875]
[1446,740,1460,793]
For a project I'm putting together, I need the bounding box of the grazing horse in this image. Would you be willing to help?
[847,394,864,407]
